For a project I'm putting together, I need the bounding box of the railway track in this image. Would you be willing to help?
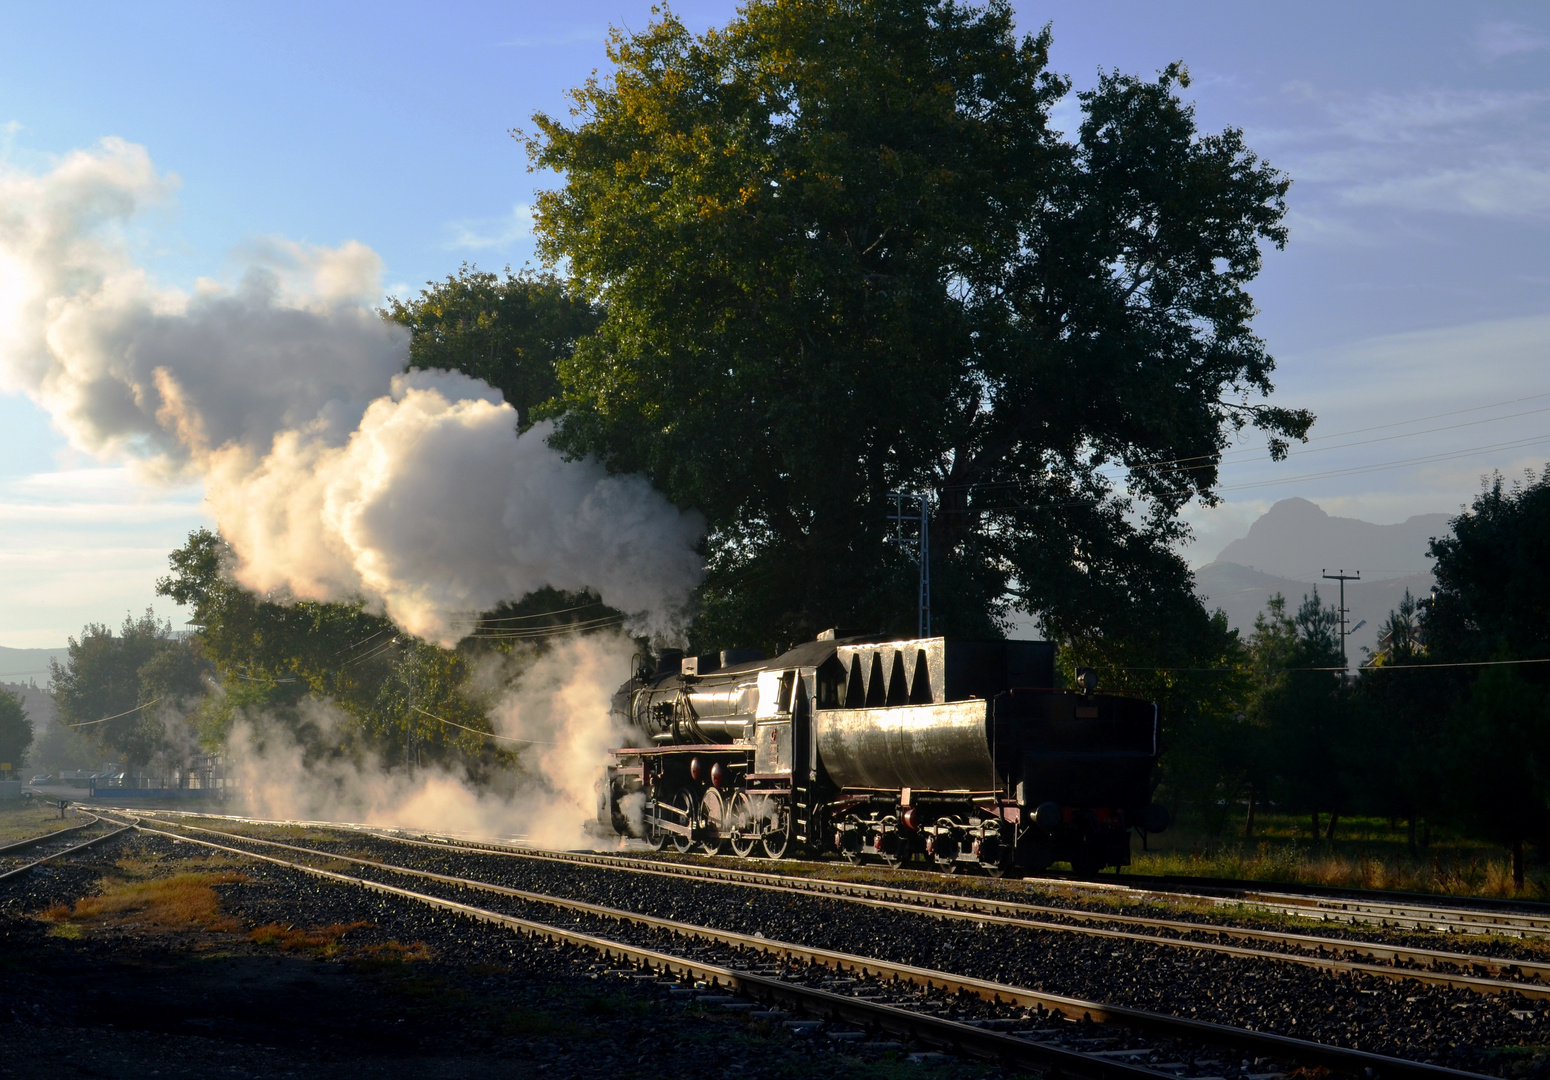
[122,809,1550,997]
[111,814,1496,1080]
[1025,875,1550,940]
[349,831,1550,997]
[0,811,135,883]
[119,805,1550,939]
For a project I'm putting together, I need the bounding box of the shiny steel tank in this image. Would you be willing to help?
[811,639,1054,792]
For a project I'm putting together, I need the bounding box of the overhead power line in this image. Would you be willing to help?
[64,697,163,727]
[410,704,557,745]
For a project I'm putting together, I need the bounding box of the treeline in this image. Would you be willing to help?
[42,528,623,781]
[1139,470,1550,885]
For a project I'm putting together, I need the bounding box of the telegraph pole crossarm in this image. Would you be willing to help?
[1321,568,1361,670]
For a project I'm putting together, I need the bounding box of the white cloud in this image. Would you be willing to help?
[1341,161,1550,221]
[1328,89,1542,143]
[0,139,703,647]
[443,203,533,251]
[1476,21,1549,61]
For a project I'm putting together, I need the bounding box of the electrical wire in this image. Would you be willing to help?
[1216,434,1550,493]
[465,600,610,625]
[1104,657,1550,674]
[64,697,163,727]
[410,704,557,745]
[1122,403,1550,482]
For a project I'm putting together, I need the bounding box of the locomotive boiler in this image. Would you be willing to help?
[596,632,1168,875]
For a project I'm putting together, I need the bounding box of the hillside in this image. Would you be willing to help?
[1195,499,1449,663]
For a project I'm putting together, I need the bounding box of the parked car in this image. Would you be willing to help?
[28,775,51,785]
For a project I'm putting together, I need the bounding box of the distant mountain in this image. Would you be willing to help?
[0,646,65,682]
[1194,561,1433,663]
[1215,497,1450,581]
[1194,498,1455,663]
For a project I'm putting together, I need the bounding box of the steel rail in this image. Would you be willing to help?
[313,824,1550,991]
[0,816,134,883]
[117,806,1550,937]
[0,811,98,856]
[125,809,1550,988]
[123,818,1491,1080]
[159,817,1550,1001]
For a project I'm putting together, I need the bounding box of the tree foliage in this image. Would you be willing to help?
[1425,469,1550,876]
[48,610,204,768]
[0,687,32,771]
[382,265,601,428]
[155,529,619,775]
[526,0,1310,651]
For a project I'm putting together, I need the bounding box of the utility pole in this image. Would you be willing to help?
[887,492,931,638]
[1321,568,1361,670]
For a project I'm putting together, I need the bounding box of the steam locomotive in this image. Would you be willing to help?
[596,632,1168,875]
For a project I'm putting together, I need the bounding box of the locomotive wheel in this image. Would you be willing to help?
[668,789,695,854]
[698,787,726,855]
[760,799,791,859]
[644,797,668,851]
[726,791,758,858]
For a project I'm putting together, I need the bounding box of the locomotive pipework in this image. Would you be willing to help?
[597,632,1167,875]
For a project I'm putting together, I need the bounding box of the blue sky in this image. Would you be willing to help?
[1,0,1547,646]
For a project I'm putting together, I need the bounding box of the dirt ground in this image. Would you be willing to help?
[0,831,1007,1080]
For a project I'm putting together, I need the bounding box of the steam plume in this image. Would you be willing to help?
[0,138,703,641]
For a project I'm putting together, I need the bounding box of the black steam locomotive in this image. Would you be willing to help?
[596,632,1168,875]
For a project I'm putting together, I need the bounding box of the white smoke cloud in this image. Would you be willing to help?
[0,138,704,642]
[206,372,703,643]
[228,633,636,849]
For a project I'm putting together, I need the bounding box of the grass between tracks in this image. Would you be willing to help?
[0,797,81,844]
[35,851,432,965]
[1127,811,1550,900]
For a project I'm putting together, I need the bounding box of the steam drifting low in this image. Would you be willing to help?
[0,138,704,642]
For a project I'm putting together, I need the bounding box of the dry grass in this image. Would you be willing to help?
[247,921,430,965]
[248,920,371,956]
[0,800,78,845]
[40,870,249,934]
[1128,813,1550,900]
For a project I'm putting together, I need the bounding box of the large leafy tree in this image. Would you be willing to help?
[1248,592,1350,840]
[0,687,32,772]
[49,611,196,769]
[1426,469,1550,885]
[383,265,601,428]
[526,0,1310,650]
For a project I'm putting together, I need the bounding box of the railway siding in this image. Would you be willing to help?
[123,814,1544,1077]
[118,818,1501,1080]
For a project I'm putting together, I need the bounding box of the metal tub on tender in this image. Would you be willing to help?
[813,700,999,792]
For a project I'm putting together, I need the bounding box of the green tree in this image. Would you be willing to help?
[1426,469,1550,886]
[383,265,601,428]
[0,687,32,772]
[1354,589,1447,848]
[1249,591,1349,841]
[526,0,1311,651]
[155,529,616,776]
[49,611,182,769]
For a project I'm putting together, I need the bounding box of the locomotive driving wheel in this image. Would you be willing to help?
[643,795,668,851]
[668,789,695,854]
[698,787,726,855]
[760,797,791,859]
[726,791,758,858]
